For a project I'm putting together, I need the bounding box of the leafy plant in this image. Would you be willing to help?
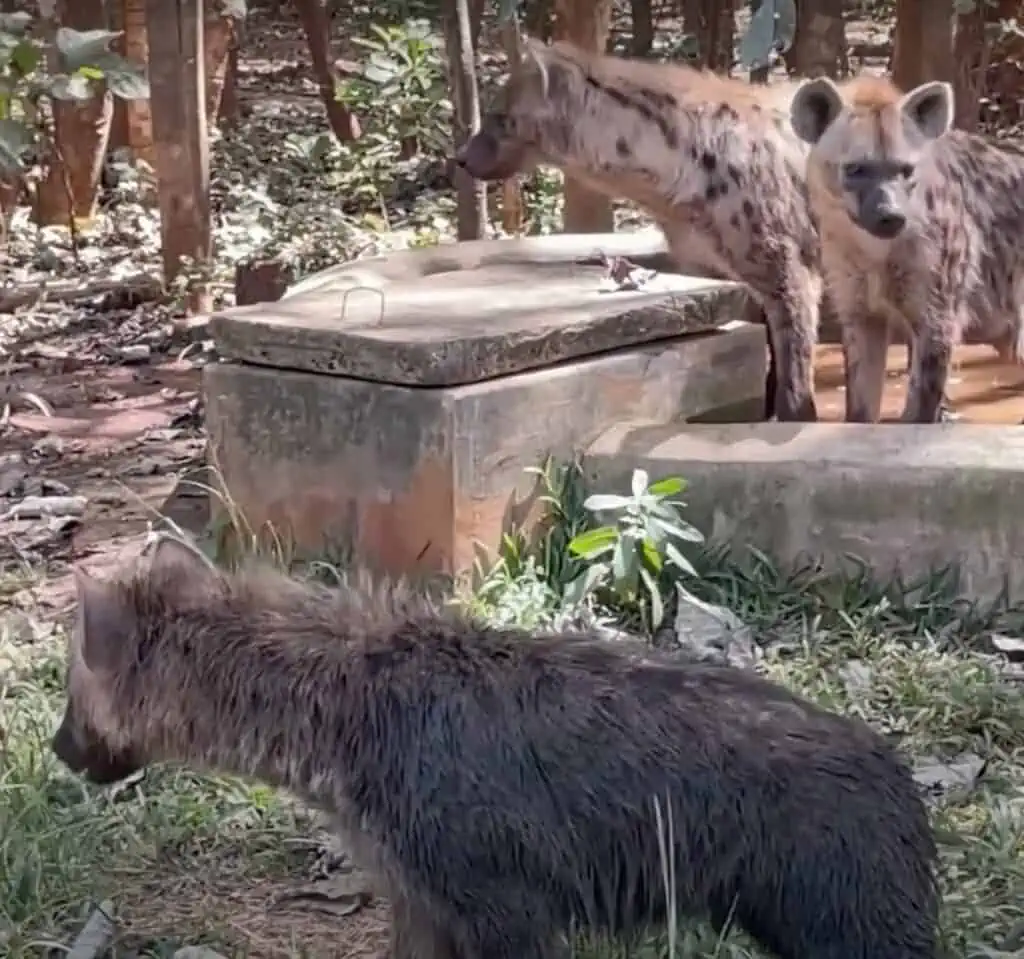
[0,17,149,176]
[336,18,450,158]
[565,469,705,631]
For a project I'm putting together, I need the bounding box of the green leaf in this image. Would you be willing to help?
[0,12,33,36]
[0,116,30,174]
[10,38,42,76]
[638,566,664,630]
[46,72,94,101]
[102,62,150,100]
[568,525,618,560]
[640,537,663,574]
[646,476,685,498]
[631,467,650,499]
[647,514,704,545]
[664,541,698,579]
[56,27,121,72]
[563,562,609,606]
[583,493,632,513]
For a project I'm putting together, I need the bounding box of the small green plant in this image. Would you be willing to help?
[565,469,705,631]
[337,18,450,158]
[0,17,149,175]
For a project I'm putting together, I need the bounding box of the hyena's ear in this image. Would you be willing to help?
[899,81,954,142]
[74,567,131,674]
[142,532,222,604]
[790,77,845,145]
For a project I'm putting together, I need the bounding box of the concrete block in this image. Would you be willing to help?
[586,422,1024,603]
[204,234,772,576]
[204,324,767,576]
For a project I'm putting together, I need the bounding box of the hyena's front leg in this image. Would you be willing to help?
[842,313,890,423]
[389,883,464,959]
[902,322,956,424]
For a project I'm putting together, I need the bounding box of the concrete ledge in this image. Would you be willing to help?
[204,324,766,576]
[586,422,1024,603]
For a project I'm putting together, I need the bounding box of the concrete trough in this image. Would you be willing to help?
[586,422,1024,603]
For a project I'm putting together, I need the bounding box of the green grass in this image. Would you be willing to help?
[2,539,1022,958]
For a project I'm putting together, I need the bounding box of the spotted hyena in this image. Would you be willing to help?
[455,38,822,422]
[790,74,1024,423]
[53,533,939,959]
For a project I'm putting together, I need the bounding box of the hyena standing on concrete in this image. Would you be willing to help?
[455,38,822,422]
[790,74,1024,423]
[53,533,940,959]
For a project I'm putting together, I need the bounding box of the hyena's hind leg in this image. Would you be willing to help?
[755,269,820,422]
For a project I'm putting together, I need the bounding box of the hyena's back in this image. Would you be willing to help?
[341,621,938,959]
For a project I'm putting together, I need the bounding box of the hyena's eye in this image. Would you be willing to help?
[842,161,869,180]
[898,164,914,179]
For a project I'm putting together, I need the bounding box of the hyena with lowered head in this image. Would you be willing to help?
[790,74,1024,423]
[455,38,822,422]
[53,532,940,959]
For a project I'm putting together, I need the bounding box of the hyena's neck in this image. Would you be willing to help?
[146,622,352,804]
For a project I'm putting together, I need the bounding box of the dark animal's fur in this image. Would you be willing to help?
[54,535,940,959]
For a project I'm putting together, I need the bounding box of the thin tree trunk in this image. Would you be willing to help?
[892,0,954,91]
[443,0,487,239]
[292,0,360,142]
[952,1,993,131]
[783,0,847,79]
[554,0,614,233]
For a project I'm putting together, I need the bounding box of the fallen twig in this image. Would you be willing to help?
[0,272,164,313]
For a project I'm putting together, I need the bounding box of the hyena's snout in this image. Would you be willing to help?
[854,184,908,239]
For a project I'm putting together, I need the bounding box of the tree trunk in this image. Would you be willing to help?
[146,0,212,309]
[443,0,487,240]
[631,0,654,56]
[292,0,361,142]
[219,35,240,128]
[525,0,555,43]
[35,0,114,227]
[891,0,954,91]
[987,0,1024,126]
[682,0,734,71]
[204,13,237,130]
[783,0,847,79]
[952,1,993,132]
[554,0,614,233]
[120,0,155,168]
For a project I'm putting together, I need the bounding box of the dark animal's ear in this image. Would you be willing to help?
[899,81,953,141]
[790,77,845,145]
[74,567,130,674]
[142,533,221,604]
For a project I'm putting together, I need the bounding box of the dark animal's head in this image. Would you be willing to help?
[455,36,586,182]
[51,534,223,786]
[790,74,953,241]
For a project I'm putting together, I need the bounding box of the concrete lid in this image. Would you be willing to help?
[208,233,752,386]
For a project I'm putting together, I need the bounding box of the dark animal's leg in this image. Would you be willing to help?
[389,884,463,959]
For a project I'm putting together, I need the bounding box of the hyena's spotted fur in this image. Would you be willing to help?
[455,38,822,422]
[53,534,940,959]
[791,74,1024,423]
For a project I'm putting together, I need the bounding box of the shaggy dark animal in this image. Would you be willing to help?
[53,534,939,959]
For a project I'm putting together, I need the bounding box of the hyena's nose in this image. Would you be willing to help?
[871,209,907,239]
